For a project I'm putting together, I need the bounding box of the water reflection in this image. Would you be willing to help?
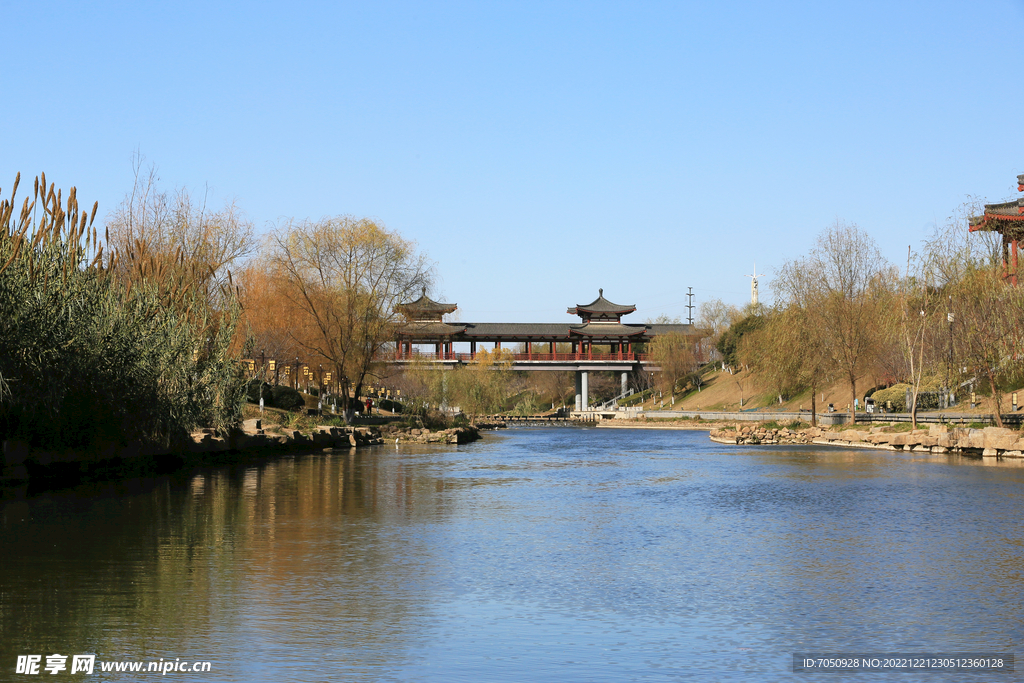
[1,431,1023,681]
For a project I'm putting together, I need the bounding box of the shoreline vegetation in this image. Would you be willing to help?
[0,171,468,494]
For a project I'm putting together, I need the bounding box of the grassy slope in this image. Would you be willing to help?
[633,368,1022,416]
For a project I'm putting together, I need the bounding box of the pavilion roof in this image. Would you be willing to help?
[395,287,458,317]
[567,289,636,316]
[968,198,1024,233]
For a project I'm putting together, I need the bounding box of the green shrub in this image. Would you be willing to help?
[871,384,911,412]
[269,384,304,412]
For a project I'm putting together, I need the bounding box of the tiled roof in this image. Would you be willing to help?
[968,173,1024,232]
[462,323,573,338]
[395,322,466,337]
[969,199,1024,232]
[569,323,647,337]
[395,288,458,316]
[567,289,636,316]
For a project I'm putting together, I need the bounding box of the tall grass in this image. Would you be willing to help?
[0,173,246,449]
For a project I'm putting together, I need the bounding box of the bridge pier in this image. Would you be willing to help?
[621,372,628,395]
[581,371,589,409]
[575,373,582,411]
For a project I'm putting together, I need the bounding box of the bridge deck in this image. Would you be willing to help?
[382,351,650,363]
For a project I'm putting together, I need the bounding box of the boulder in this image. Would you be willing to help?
[983,427,1019,451]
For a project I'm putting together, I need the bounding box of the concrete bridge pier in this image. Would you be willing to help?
[581,371,589,409]
[621,372,628,395]
[575,372,582,411]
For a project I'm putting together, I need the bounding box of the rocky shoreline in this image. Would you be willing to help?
[710,423,1024,457]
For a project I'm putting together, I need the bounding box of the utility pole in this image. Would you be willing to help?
[685,287,695,325]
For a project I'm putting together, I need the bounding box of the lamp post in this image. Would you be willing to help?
[946,300,954,408]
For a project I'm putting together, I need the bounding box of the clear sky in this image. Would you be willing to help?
[5,1,1023,322]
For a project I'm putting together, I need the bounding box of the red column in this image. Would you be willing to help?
[588,339,592,360]
[617,338,622,360]
[527,341,532,360]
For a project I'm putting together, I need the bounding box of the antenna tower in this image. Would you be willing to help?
[685,287,695,325]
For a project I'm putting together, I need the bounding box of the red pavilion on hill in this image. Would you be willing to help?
[969,173,1024,285]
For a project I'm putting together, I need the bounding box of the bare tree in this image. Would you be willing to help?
[267,216,433,414]
[923,196,1000,288]
[948,268,1024,427]
[775,221,896,420]
[105,154,256,301]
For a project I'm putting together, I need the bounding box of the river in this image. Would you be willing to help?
[2,427,1023,681]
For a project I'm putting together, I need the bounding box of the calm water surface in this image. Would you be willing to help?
[2,427,1024,681]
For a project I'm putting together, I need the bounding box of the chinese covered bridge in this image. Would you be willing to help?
[390,288,695,410]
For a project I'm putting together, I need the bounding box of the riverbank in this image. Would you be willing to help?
[709,423,1024,457]
[1,419,482,491]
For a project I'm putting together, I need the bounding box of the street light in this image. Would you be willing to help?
[946,304,954,407]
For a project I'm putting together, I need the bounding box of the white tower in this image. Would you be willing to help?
[745,263,764,306]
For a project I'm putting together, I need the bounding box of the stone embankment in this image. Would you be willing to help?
[710,424,1024,457]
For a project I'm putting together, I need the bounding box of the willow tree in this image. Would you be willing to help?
[449,349,516,419]
[649,331,698,396]
[743,305,830,425]
[267,216,433,413]
[775,222,895,419]
[948,268,1024,427]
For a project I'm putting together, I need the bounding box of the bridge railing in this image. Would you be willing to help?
[379,351,649,363]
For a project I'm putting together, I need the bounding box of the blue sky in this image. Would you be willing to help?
[5,1,1024,322]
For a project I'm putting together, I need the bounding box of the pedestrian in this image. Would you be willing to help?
[365,397,372,414]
